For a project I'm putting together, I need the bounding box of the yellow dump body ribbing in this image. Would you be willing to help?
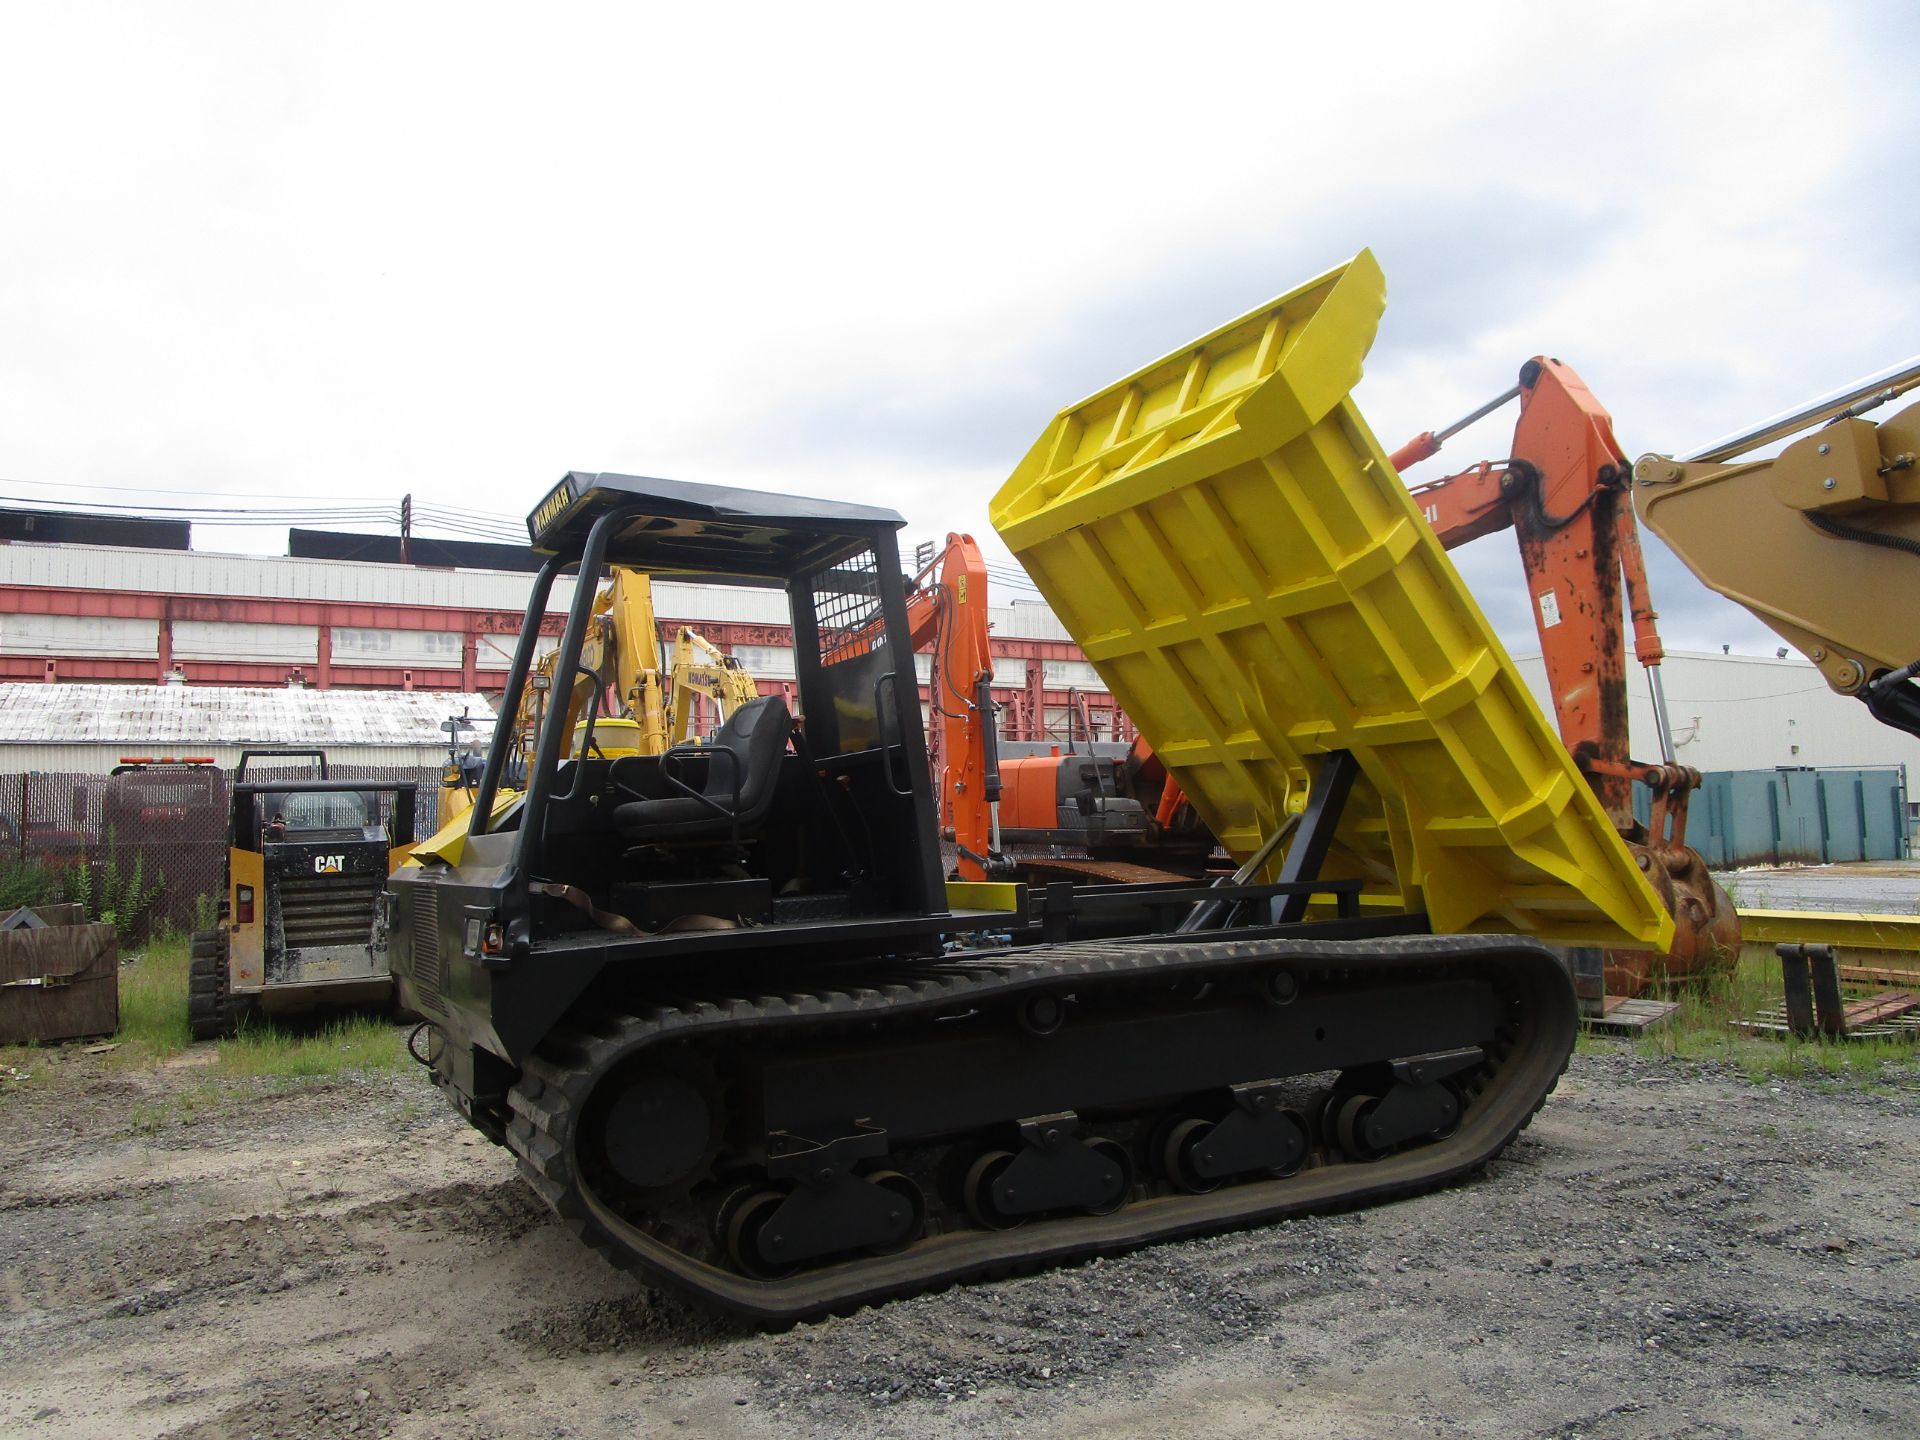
[990,251,1672,950]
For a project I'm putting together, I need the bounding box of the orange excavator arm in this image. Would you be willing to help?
[1402,360,1672,816]
[905,534,1002,881]
[1395,360,1738,992]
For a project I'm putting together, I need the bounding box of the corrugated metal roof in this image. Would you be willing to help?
[0,684,495,747]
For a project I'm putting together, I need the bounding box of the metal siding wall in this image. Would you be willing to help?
[1860,771,1905,858]
[1723,773,1769,867]
[651,581,788,625]
[1638,767,1906,868]
[1513,651,1920,774]
[331,627,465,666]
[0,613,157,658]
[1820,773,1865,863]
[1042,659,1104,689]
[172,620,318,663]
[989,604,1076,642]
[728,644,796,679]
[2,542,581,613]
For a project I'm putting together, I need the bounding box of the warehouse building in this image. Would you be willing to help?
[0,682,491,774]
[4,528,1914,777]
[0,534,1124,745]
[1511,649,1920,775]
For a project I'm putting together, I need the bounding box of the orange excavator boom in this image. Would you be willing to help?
[1396,359,1739,992]
[903,534,1002,881]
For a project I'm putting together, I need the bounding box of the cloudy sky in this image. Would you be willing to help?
[2,2,1914,659]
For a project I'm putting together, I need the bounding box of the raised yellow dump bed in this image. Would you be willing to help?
[990,251,1673,950]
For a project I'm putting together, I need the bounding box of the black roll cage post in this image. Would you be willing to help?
[468,507,633,920]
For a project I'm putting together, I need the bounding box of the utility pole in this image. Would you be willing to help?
[400,493,412,565]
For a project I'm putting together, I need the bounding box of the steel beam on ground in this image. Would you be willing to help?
[1738,908,1920,952]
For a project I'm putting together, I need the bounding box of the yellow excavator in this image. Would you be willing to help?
[1631,362,1920,738]
[437,568,763,833]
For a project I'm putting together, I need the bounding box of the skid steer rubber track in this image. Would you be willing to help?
[501,932,1573,1324]
[187,928,233,1041]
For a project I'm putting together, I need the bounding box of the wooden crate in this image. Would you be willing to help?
[0,915,120,1043]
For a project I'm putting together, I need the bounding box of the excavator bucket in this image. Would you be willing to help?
[991,251,1674,950]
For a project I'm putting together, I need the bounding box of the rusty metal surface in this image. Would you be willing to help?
[1008,855,1201,888]
[1605,841,1741,994]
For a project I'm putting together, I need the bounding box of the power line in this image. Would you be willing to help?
[0,475,399,505]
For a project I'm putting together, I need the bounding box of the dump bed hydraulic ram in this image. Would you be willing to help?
[501,933,1573,1324]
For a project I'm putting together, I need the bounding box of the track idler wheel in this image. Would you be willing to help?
[1324,1047,1483,1162]
[961,1149,1021,1230]
[600,1071,718,1192]
[862,1170,928,1256]
[1158,1081,1308,1193]
[964,1114,1132,1227]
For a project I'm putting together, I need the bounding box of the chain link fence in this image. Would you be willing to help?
[0,763,447,942]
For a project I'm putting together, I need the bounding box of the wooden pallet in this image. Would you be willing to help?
[1839,962,1920,988]
[1732,989,1920,1041]
[1582,996,1680,1035]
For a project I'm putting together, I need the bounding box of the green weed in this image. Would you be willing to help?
[112,933,194,1064]
[216,1013,410,1079]
[0,859,68,911]
[1609,943,1919,1089]
[65,832,166,945]
[126,1079,229,1135]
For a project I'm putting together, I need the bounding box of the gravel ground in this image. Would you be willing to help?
[2,1046,1916,1439]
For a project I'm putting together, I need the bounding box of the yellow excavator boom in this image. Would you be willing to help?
[1633,380,1920,735]
[667,625,763,744]
[431,570,763,852]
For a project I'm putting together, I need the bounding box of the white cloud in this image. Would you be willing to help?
[1,1,1914,663]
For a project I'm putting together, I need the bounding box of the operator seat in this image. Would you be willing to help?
[612,695,792,844]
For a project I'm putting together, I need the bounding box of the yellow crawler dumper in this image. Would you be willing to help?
[391,253,1670,1322]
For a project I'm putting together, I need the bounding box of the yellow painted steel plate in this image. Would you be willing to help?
[990,251,1673,949]
[1737,908,1920,951]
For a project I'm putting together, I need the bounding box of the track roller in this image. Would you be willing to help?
[1158,1080,1308,1192]
[719,1123,928,1276]
[1324,1047,1482,1161]
[721,1187,796,1280]
[963,1113,1131,1225]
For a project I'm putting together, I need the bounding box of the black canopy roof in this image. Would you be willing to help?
[527,472,906,581]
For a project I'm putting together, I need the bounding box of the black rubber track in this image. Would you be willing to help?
[503,932,1574,1324]
[187,928,232,1041]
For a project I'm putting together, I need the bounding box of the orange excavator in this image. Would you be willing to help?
[902,534,1211,884]
[1388,359,1740,993]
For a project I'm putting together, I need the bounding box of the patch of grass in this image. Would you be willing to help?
[2,931,412,1087]
[118,930,408,1079]
[128,1079,227,1135]
[113,932,194,1064]
[1611,944,1920,1088]
[217,1013,410,1080]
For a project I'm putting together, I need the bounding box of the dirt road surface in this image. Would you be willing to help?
[3,1049,1916,1439]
